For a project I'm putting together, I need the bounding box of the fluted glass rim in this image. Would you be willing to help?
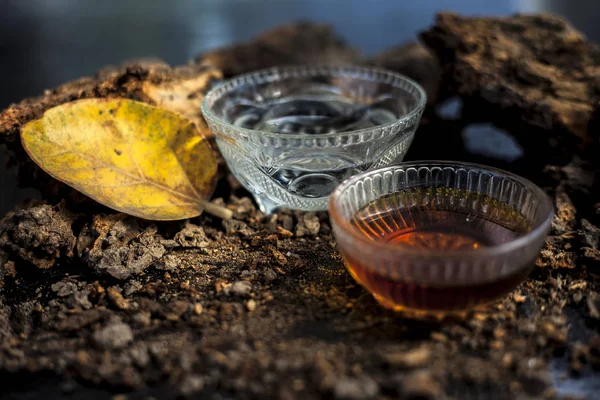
[200,64,427,140]
[328,160,554,259]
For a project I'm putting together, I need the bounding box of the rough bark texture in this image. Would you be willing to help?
[0,181,599,399]
[0,201,76,269]
[196,21,360,77]
[421,12,600,161]
[1,15,600,400]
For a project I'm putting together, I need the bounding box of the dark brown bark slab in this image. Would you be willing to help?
[197,24,442,107]
[0,201,76,269]
[196,21,360,77]
[366,42,442,106]
[420,12,600,158]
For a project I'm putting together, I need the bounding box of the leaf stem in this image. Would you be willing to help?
[200,200,233,220]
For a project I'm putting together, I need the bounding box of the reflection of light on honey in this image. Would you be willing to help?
[386,228,483,251]
[344,188,534,314]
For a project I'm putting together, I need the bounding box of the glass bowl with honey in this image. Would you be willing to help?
[328,161,553,316]
[201,65,426,213]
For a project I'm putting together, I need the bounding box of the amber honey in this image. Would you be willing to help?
[345,188,533,314]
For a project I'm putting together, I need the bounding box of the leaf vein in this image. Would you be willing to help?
[54,149,198,203]
[130,202,197,209]
[45,150,72,159]
[79,181,145,189]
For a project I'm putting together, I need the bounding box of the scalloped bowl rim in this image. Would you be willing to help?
[200,64,427,140]
[328,160,554,260]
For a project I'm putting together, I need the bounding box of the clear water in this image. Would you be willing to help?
[270,157,364,198]
[223,90,402,198]
[228,92,400,134]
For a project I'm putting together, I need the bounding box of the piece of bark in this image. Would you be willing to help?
[196,21,360,77]
[76,214,165,279]
[366,41,442,106]
[0,202,76,269]
[0,60,222,198]
[420,12,600,154]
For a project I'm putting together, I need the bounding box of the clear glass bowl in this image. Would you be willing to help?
[329,161,554,316]
[201,65,426,213]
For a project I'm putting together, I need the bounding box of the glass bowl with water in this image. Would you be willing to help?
[201,65,426,213]
[328,161,553,316]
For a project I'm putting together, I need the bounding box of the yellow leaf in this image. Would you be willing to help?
[21,98,220,221]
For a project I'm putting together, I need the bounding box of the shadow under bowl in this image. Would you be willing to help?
[328,161,554,316]
[201,65,426,213]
